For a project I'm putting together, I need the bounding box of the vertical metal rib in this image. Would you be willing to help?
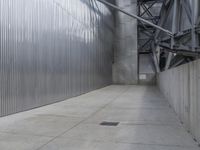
[0,0,114,116]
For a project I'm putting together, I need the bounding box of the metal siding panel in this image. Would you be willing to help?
[0,0,114,116]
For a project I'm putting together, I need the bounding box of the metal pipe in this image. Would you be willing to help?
[95,0,173,36]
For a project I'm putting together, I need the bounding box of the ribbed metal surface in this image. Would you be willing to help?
[0,0,114,116]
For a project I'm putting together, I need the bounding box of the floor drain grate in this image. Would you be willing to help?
[100,121,119,126]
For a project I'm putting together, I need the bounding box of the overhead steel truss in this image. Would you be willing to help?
[96,0,172,36]
[95,0,200,71]
[152,0,200,70]
[138,0,164,53]
[138,0,200,71]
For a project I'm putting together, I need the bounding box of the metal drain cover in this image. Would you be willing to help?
[100,121,119,126]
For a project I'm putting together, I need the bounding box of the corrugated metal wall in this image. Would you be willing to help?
[0,0,114,116]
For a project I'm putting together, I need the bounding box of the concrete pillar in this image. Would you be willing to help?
[113,0,138,84]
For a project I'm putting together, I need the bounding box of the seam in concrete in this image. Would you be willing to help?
[36,87,130,150]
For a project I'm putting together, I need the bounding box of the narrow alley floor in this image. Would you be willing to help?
[0,85,199,150]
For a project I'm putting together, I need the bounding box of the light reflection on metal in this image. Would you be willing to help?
[0,0,114,116]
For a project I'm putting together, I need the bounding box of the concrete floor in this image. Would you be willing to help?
[0,85,199,150]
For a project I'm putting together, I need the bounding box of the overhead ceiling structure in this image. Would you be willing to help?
[138,0,164,54]
[140,0,200,71]
[97,0,172,36]
[96,0,200,71]
[138,0,200,71]
[137,0,164,72]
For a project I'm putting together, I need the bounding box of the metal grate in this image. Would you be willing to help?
[100,121,119,126]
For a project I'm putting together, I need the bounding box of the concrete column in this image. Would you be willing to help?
[113,0,138,84]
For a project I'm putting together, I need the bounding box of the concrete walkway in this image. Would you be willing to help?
[0,85,199,150]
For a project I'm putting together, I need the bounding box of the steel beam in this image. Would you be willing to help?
[165,0,180,70]
[152,44,161,72]
[95,0,173,36]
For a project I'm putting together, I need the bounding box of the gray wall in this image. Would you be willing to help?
[0,0,114,116]
[158,60,200,143]
[113,0,138,84]
[139,54,156,85]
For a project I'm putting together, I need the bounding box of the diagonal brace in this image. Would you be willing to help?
[95,0,173,36]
